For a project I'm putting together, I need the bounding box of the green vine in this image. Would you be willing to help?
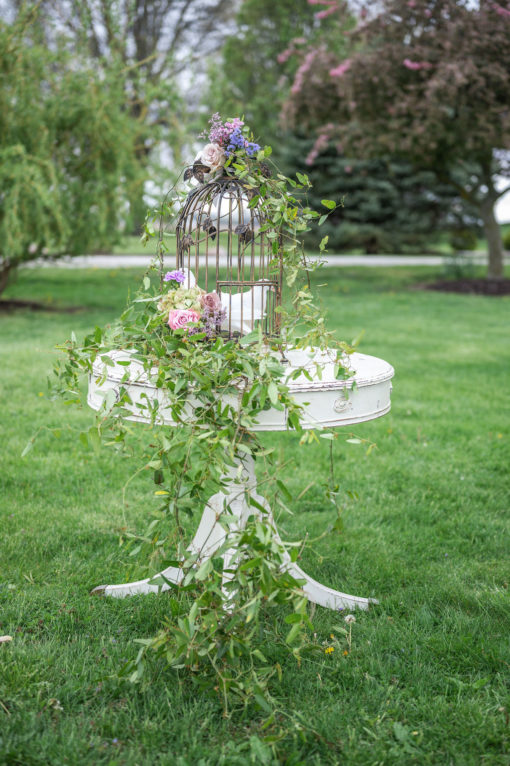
[46,118,361,717]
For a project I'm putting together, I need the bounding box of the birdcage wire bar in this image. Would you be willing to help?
[175,176,282,339]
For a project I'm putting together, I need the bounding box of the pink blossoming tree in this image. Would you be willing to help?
[282,0,510,279]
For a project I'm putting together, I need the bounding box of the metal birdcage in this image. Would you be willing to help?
[175,175,282,339]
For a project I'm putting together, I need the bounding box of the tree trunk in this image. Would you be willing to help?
[480,198,504,280]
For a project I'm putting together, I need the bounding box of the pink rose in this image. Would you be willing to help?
[200,143,226,172]
[168,309,200,330]
[200,291,222,312]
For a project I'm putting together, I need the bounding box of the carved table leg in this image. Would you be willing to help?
[91,455,377,610]
[90,460,253,598]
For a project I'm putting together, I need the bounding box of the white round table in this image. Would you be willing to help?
[88,348,394,610]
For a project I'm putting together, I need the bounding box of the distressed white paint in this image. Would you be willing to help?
[89,349,394,610]
[88,350,394,431]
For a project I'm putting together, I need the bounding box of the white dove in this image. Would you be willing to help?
[178,267,197,289]
[220,281,273,335]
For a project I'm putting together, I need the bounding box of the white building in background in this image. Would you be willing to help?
[496,182,510,224]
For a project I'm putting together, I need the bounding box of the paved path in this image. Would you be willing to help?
[25,252,502,269]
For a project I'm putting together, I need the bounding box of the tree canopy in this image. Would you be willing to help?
[283,0,510,277]
[204,0,319,148]
[0,8,144,293]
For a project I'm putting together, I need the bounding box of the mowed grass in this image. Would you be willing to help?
[0,266,509,765]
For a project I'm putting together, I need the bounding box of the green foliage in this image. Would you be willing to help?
[282,0,510,277]
[47,138,351,713]
[204,0,319,148]
[448,228,479,253]
[0,9,143,292]
[502,227,510,251]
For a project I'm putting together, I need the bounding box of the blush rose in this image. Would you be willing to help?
[168,309,200,330]
[200,143,226,172]
[201,291,222,312]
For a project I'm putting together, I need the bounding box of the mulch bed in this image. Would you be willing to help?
[0,299,85,313]
[420,278,510,297]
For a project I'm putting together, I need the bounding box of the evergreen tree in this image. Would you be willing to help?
[280,135,478,253]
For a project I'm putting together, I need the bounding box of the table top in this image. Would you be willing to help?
[88,348,394,431]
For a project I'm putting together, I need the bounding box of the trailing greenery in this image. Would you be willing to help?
[42,133,353,713]
[1,266,508,764]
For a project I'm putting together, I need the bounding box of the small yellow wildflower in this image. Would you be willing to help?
[343,650,349,656]
[330,633,334,639]
[325,647,334,655]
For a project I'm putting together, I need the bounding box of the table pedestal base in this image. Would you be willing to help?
[91,456,377,611]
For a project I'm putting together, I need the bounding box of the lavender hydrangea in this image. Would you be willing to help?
[225,127,246,157]
[225,129,261,158]
[164,270,186,284]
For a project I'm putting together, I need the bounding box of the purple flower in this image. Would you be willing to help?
[225,127,246,157]
[245,142,260,157]
[225,128,261,158]
[225,118,244,132]
[206,114,246,146]
[164,270,186,284]
[202,306,227,338]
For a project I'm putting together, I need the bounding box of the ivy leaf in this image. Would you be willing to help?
[88,427,101,454]
[195,558,213,581]
[276,479,292,502]
[21,438,34,458]
[268,382,278,406]
[285,622,302,645]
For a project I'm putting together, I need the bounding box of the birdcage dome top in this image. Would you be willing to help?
[176,174,268,239]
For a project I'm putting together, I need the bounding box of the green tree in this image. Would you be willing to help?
[283,0,510,278]
[30,0,233,228]
[205,0,319,149]
[210,0,468,253]
[0,8,143,294]
[280,135,478,253]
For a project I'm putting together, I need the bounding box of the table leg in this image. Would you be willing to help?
[90,460,253,598]
[91,455,377,610]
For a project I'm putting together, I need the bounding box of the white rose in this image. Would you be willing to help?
[200,143,226,173]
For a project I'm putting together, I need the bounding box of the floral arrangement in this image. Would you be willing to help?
[188,113,261,181]
[157,269,225,337]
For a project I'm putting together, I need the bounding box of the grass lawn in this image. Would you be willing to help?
[1,266,509,765]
